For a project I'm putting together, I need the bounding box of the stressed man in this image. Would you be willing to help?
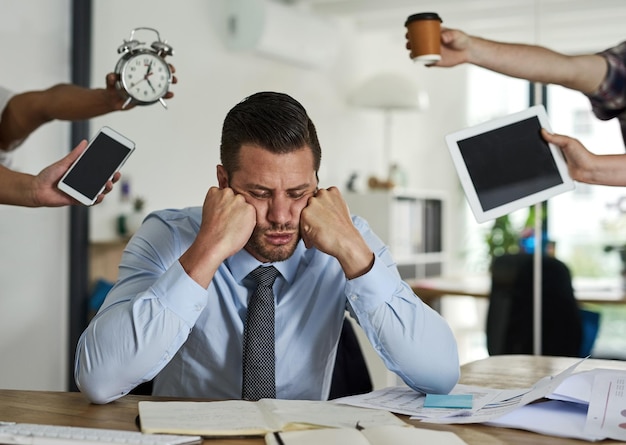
[75,91,459,404]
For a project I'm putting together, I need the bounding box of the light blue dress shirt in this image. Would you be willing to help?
[75,207,459,404]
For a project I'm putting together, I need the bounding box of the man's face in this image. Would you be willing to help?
[219,144,318,263]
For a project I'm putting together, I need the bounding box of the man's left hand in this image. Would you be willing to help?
[300,186,374,279]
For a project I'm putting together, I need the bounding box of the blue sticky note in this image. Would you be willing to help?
[423,394,473,409]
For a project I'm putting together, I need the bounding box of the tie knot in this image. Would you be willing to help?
[249,266,279,288]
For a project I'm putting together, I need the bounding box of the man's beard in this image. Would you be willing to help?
[245,224,301,262]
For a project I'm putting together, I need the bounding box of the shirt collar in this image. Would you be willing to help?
[226,240,308,285]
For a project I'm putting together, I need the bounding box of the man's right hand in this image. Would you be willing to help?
[180,187,256,288]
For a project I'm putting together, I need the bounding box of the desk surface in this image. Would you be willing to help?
[410,275,626,305]
[2,355,625,444]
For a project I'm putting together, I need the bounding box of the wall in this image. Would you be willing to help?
[5,0,623,392]
[0,0,467,390]
[0,0,71,390]
[85,0,467,393]
[87,0,466,246]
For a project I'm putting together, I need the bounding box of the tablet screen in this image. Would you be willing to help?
[458,116,563,211]
[445,105,575,223]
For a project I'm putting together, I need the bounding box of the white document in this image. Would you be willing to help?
[333,385,524,419]
[336,361,626,442]
[335,358,585,425]
[548,369,596,404]
[584,371,626,441]
[423,357,585,424]
[486,400,603,442]
[549,368,626,404]
[479,368,626,442]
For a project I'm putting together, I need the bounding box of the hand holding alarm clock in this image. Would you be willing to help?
[115,27,174,109]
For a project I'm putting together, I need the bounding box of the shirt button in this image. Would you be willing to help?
[350,294,358,301]
[194,304,202,311]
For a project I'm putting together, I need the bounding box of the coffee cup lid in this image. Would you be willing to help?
[405,12,442,26]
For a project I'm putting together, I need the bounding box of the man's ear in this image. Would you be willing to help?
[216,165,229,189]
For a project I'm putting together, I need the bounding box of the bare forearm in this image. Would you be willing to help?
[0,83,120,151]
[10,84,115,127]
[40,83,123,119]
[468,36,607,93]
[578,154,626,186]
[0,165,37,207]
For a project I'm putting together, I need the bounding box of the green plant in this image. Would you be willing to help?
[486,215,520,258]
[133,197,145,213]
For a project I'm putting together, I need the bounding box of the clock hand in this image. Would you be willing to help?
[145,61,153,77]
[130,77,147,88]
[146,77,156,93]
[143,61,154,83]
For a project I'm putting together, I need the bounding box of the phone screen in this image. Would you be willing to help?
[61,132,133,200]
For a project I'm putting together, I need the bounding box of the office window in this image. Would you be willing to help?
[547,85,624,279]
[448,67,530,364]
[461,69,625,279]
[461,67,531,273]
[547,85,626,360]
[458,68,626,361]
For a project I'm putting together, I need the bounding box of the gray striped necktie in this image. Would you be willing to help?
[242,265,279,400]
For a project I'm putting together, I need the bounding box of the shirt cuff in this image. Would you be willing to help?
[344,255,398,313]
[148,260,209,327]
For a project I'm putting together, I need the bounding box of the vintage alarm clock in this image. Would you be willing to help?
[115,27,174,109]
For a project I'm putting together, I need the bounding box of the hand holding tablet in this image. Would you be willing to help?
[445,105,575,223]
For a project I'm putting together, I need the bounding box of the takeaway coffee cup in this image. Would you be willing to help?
[405,12,442,63]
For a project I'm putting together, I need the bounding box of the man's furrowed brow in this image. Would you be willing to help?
[242,183,312,192]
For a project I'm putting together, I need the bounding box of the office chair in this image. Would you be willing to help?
[486,253,589,357]
[328,316,373,399]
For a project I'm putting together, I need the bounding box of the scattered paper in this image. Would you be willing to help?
[486,400,602,442]
[584,371,626,441]
[335,358,585,425]
[335,359,626,442]
[333,384,508,419]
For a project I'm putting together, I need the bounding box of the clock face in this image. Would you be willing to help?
[119,51,171,104]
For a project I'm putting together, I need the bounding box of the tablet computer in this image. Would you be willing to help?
[444,105,575,223]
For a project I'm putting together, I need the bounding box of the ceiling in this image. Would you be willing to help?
[293,0,626,53]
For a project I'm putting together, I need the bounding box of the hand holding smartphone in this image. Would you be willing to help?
[58,126,135,206]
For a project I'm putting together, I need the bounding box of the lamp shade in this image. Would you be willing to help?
[348,72,429,110]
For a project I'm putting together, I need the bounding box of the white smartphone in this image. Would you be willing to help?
[58,126,135,206]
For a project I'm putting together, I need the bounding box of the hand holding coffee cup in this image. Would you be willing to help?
[405,12,442,63]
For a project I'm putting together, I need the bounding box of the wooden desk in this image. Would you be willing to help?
[410,275,626,306]
[1,355,625,444]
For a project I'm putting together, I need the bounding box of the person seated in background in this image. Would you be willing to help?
[0,69,177,207]
[74,91,460,404]
[408,27,626,186]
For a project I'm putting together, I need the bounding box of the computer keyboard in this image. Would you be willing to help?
[0,422,202,445]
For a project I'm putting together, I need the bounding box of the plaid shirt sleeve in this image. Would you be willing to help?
[585,41,626,148]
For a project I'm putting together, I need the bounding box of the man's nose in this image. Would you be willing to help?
[267,196,291,225]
